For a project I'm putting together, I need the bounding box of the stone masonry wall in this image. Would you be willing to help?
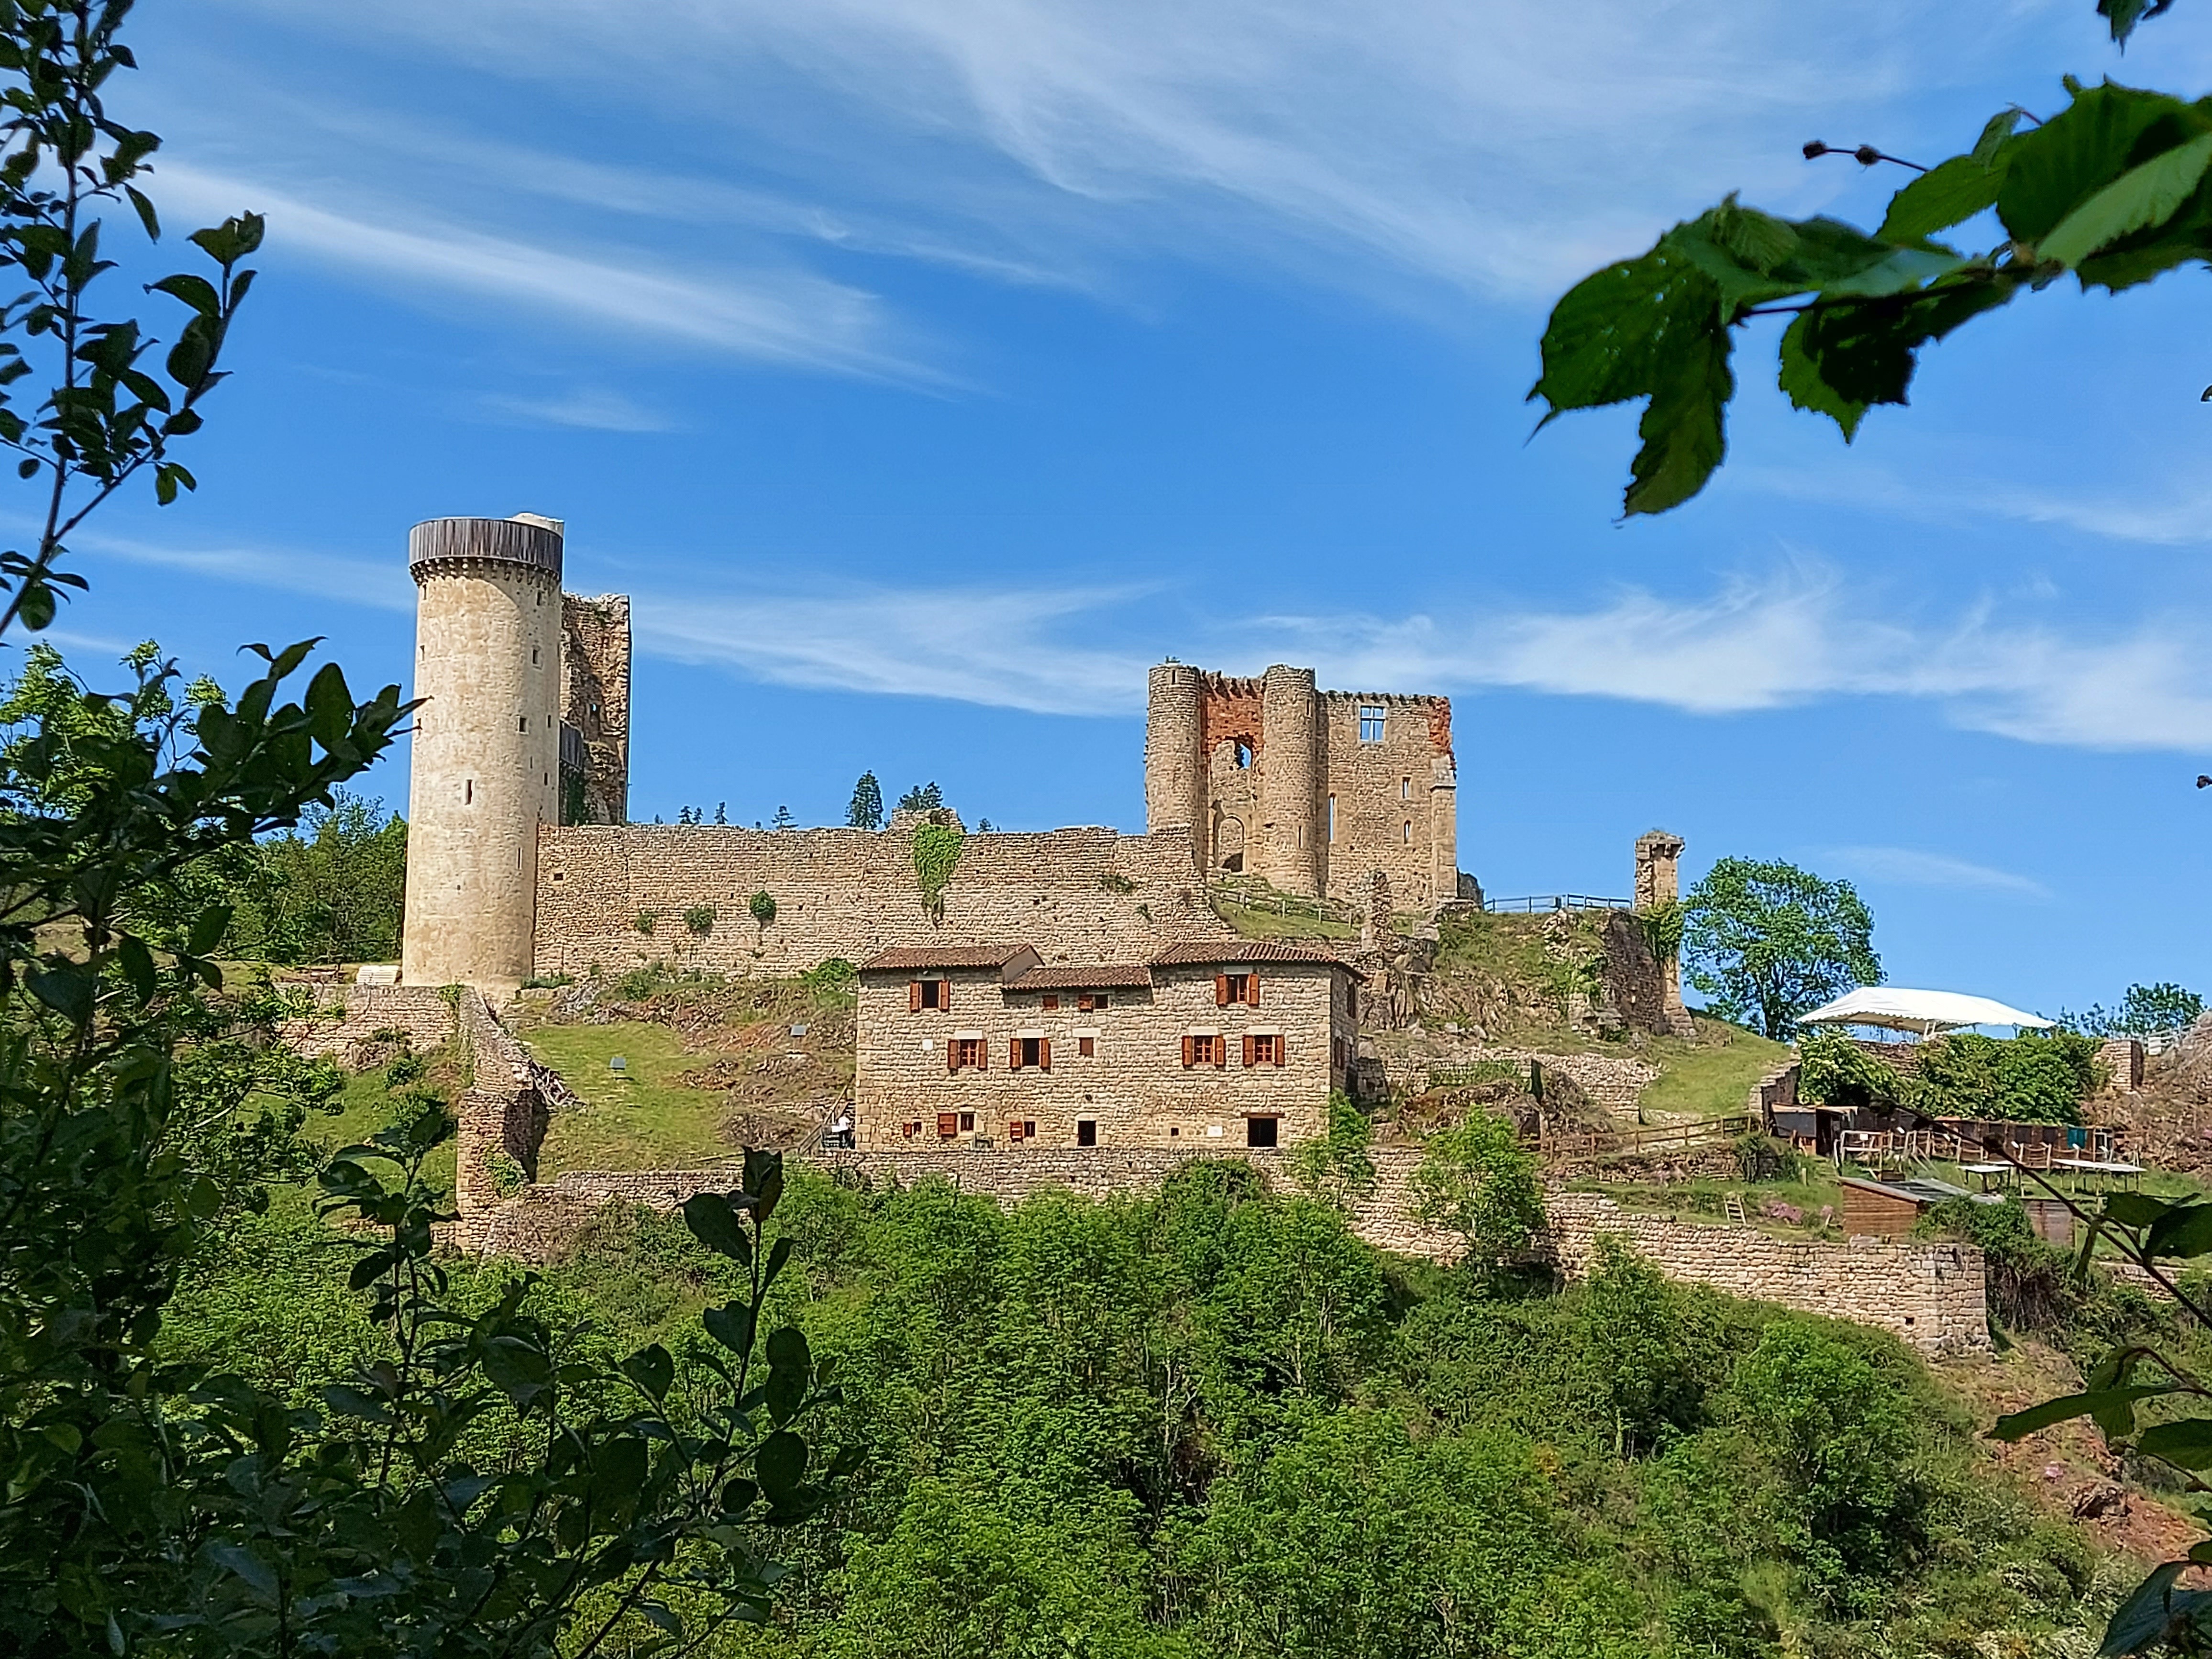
[280,985,457,1066]
[460,1142,1985,1356]
[533,823,1229,981]
[855,961,1351,1152]
[1384,1047,1662,1116]
[1316,691,1455,906]
[559,593,630,826]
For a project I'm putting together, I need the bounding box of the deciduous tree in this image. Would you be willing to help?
[1682,857,1879,1040]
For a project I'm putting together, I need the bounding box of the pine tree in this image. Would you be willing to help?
[714,801,727,825]
[847,771,884,830]
[771,804,795,831]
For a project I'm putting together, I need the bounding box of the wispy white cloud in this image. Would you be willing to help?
[156,164,929,380]
[1742,460,2212,549]
[65,525,411,614]
[634,583,1154,713]
[1815,844,2049,897]
[477,387,676,433]
[1244,564,2212,751]
[209,0,2090,301]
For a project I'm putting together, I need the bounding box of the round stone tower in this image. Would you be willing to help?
[1257,663,1320,896]
[1144,662,1208,862]
[401,515,564,991]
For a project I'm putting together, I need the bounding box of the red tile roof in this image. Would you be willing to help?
[1006,962,1154,990]
[1149,940,1354,970]
[858,944,1038,973]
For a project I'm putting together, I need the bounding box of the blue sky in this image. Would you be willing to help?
[39,0,2212,1011]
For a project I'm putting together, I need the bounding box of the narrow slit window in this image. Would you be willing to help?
[465,779,473,805]
[1403,820,1413,844]
[1327,795,1337,841]
[1401,776,1411,800]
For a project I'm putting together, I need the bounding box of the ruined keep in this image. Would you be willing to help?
[401,515,631,991]
[1145,662,1457,904]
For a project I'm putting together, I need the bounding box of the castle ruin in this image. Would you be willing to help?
[1144,663,1458,904]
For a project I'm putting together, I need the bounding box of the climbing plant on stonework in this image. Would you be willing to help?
[1532,1,2212,516]
[913,822,964,919]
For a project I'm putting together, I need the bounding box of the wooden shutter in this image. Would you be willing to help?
[1242,1034,1257,1068]
[1009,1039,1022,1071]
[1215,973,1229,1007]
[937,1112,957,1138]
[1038,1039,1051,1071]
[1007,1119,1025,1142]
[909,980,922,1012]
[1273,1036,1285,1068]
[946,1042,958,1074]
[940,979,951,1012]
[1214,1037,1228,1069]
[1247,972,1261,1006]
[1182,1035,1195,1069]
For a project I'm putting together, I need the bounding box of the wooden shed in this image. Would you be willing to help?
[1838,1175,1980,1239]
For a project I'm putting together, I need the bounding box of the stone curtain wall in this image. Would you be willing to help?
[450,988,550,1219]
[853,962,1347,1152]
[1383,1048,1663,1116]
[280,985,457,1066]
[2099,1038,2145,1094]
[459,1141,1985,1357]
[533,823,1231,982]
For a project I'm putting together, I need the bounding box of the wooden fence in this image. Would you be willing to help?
[1535,1114,1754,1161]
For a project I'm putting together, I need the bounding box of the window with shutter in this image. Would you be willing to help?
[1242,1035,1257,1068]
[941,979,952,1012]
[1009,1040,1023,1071]
[1038,1039,1051,1070]
[1246,972,1261,1007]
[1007,1119,1025,1142]
[1273,1035,1286,1068]
[945,1044,957,1075]
[1182,1035,1196,1068]
[936,1112,958,1138]
[1214,1037,1228,1069]
[1215,973,1230,1007]
[1042,994,1059,1011]
[909,981,922,1013]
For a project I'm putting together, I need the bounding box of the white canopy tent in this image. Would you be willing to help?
[1796,986,2055,1038]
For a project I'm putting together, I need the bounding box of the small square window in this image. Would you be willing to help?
[1042,994,1060,1011]
[1077,1120,1097,1147]
[1246,1116,1280,1149]
[1079,1035,1096,1058]
[1359,705,1385,743]
[915,979,947,1010]
[1024,1120,1037,1139]
[959,1111,975,1132]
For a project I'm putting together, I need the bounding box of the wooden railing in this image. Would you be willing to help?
[1535,1114,1753,1160]
[1484,894,1629,914]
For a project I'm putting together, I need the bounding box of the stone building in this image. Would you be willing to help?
[401,515,630,991]
[1144,662,1458,904]
[851,938,1360,1153]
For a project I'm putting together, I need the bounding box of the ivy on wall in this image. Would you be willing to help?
[913,824,964,919]
[1636,899,1685,965]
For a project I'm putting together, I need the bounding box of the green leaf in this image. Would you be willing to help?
[1774,276,2017,442]
[1972,109,2027,169]
[124,184,159,241]
[2038,130,2212,268]
[1879,155,2008,242]
[764,1235,795,1290]
[622,1343,674,1398]
[702,1300,755,1355]
[115,935,155,1001]
[19,580,55,631]
[26,965,92,1022]
[2136,1417,2212,1469]
[2146,1202,2212,1259]
[1990,1384,2176,1440]
[682,1192,754,1263]
[2101,1560,2212,1654]
[304,661,352,749]
[2099,0,2177,48]
[202,1541,278,1602]
[743,1148,786,1220]
[2105,1193,2173,1229]
[187,902,232,958]
[1778,312,1867,440]
[1998,81,2203,246]
[755,1429,807,1500]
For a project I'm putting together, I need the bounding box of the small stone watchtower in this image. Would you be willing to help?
[401,515,630,992]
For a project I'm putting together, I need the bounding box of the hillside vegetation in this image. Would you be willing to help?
[162,1091,2132,1658]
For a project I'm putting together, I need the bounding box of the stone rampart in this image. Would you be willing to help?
[459,1143,1985,1355]
[1385,1048,1661,1116]
[280,985,457,1067]
[532,823,1229,981]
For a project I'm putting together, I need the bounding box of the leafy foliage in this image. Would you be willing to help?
[1682,857,1880,1040]
[226,788,407,963]
[1409,1113,1545,1271]
[2060,981,2205,1037]
[1800,1028,2105,1123]
[1535,71,2212,514]
[1288,1088,1376,1206]
[911,822,963,918]
[748,889,777,929]
[845,771,883,830]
